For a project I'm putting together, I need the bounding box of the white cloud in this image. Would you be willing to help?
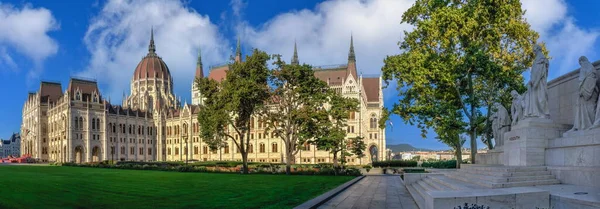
[80,0,230,103]
[521,0,599,77]
[0,3,59,75]
[240,0,414,76]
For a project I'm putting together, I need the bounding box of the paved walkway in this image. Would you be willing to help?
[318,176,418,209]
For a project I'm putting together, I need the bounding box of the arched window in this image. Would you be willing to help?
[74,117,78,129]
[304,143,310,151]
[92,118,96,130]
[168,148,172,155]
[272,143,278,153]
[250,117,254,129]
[224,145,229,154]
[175,147,179,155]
[183,123,188,135]
[370,114,378,129]
[203,146,208,154]
[259,143,265,153]
[194,146,199,155]
[248,143,254,153]
[184,147,188,155]
[79,117,83,130]
[121,146,125,155]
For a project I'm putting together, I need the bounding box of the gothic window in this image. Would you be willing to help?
[304,143,310,151]
[203,146,208,154]
[248,143,254,153]
[272,143,278,153]
[92,118,96,130]
[194,146,199,155]
[370,114,378,129]
[168,148,172,155]
[175,147,179,155]
[121,147,125,155]
[74,117,78,129]
[148,148,152,155]
[224,145,229,154]
[76,91,81,101]
[139,148,143,155]
[79,117,83,130]
[259,143,265,153]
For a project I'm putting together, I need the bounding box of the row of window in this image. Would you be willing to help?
[107,123,154,136]
[73,117,101,130]
[112,146,153,156]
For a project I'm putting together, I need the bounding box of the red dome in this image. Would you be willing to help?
[133,28,172,81]
[133,55,171,81]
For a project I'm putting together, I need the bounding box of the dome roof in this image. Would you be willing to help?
[133,28,172,81]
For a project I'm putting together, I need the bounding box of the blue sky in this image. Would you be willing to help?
[0,0,599,150]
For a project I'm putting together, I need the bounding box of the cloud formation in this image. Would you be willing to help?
[240,0,413,76]
[0,3,59,75]
[80,0,230,103]
[522,0,599,77]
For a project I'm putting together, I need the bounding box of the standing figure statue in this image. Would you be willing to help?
[524,44,550,118]
[511,90,524,126]
[567,56,598,132]
[491,103,511,148]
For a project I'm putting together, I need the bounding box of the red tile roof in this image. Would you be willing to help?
[39,81,62,103]
[362,77,380,102]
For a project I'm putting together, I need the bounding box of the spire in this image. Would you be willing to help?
[148,27,156,56]
[235,37,242,62]
[348,34,355,62]
[291,40,299,65]
[195,48,204,78]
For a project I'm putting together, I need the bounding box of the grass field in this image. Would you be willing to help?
[0,165,354,209]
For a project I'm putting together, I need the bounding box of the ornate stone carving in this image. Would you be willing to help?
[567,56,598,132]
[491,102,511,148]
[510,90,524,126]
[524,44,550,118]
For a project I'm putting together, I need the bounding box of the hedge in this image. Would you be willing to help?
[421,160,457,169]
[372,160,418,168]
[57,161,361,176]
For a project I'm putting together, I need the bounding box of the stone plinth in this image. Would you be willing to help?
[475,148,504,165]
[503,118,567,166]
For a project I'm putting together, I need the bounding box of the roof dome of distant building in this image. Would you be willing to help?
[132,28,172,82]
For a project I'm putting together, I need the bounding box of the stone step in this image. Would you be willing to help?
[427,173,484,190]
[423,176,453,191]
[447,172,496,188]
[460,168,552,177]
[417,179,436,192]
[448,173,560,188]
[406,183,427,209]
[461,165,547,172]
[456,170,556,183]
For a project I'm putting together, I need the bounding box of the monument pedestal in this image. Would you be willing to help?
[503,117,565,166]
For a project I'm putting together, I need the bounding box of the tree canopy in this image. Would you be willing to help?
[382,0,541,162]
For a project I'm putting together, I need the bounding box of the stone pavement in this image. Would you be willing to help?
[318,176,418,209]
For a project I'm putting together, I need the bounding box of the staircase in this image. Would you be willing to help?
[406,165,560,209]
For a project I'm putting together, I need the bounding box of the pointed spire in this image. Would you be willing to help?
[291,40,299,65]
[348,34,355,62]
[235,37,242,62]
[148,27,156,56]
[195,48,204,78]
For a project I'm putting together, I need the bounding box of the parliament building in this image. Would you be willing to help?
[20,30,386,165]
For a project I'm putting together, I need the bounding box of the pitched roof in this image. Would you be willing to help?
[362,77,380,102]
[67,78,101,101]
[208,65,229,82]
[314,68,347,85]
[39,81,63,103]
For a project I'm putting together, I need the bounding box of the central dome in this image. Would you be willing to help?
[132,29,172,82]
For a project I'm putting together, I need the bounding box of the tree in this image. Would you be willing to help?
[261,56,331,175]
[347,136,367,165]
[382,0,541,163]
[196,49,271,174]
[433,109,467,168]
[312,93,359,170]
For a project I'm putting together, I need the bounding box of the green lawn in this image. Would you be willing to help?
[0,166,354,209]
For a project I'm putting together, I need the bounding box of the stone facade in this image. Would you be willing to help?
[0,133,20,158]
[20,31,386,165]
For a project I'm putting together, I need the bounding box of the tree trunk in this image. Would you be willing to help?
[468,73,477,164]
[285,150,292,175]
[241,151,249,174]
[456,146,462,169]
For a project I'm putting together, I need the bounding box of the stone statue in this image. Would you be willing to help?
[567,56,598,132]
[510,90,524,126]
[524,44,550,118]
[491,103,511,148]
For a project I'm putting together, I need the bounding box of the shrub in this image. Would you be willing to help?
[421,160,457,169]
[372,160,418,168]
[362,165,372,172]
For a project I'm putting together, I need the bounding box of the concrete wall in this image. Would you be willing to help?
[546,129,600,187]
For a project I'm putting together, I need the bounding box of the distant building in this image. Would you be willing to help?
[0,133,21,158]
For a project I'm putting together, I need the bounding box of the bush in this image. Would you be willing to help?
[362,165,372,172]
[372,160,418,168]
[421,160,457,169]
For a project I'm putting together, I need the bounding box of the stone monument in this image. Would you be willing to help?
[510,90,524,126]
[490,102,510,148]
[566,56,598,132]
[524,44,550,118]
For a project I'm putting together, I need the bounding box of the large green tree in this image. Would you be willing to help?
[312,94,359,170]
[382,0,540,162]
[261,56,331,175]
[196,49,271,174]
